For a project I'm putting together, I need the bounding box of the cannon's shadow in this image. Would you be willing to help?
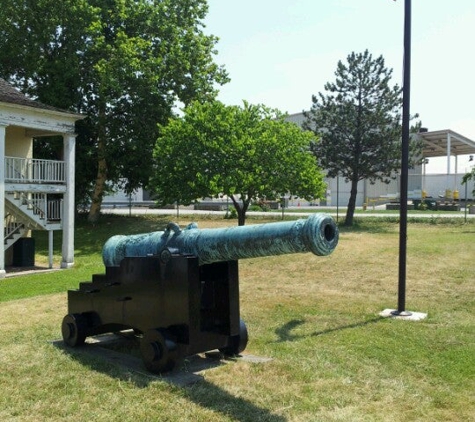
[274,316,385,343]
[52,334,286,422]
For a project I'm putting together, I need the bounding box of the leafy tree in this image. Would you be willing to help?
[0,0,228,222]
[462,166,475,198]
[304,50,421,226]
[150,101,326,225]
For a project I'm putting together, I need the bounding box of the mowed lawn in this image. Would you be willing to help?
[1,214,474,422]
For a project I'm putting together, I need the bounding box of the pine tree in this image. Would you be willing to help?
[304,50,420,226]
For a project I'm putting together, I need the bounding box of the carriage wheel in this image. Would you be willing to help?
[219,319,248,356]
[61,313,88,347]
[140,328,178,373]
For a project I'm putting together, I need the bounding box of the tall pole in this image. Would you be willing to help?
[393,0,412,316]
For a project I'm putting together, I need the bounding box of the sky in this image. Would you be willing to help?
[203,0,475,173]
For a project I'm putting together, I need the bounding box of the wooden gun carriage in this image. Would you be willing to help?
[62,214,338,373]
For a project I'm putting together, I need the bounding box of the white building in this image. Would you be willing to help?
[1,79,83,278]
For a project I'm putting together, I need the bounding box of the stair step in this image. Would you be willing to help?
[5,193,59,231]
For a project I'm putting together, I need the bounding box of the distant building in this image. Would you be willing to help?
[285,112,475,207]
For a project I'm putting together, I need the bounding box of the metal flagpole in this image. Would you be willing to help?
[392,0,412,316]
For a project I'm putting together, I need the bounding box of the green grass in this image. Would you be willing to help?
[274,206,471,216]
[1,214,474,421]
[0,214,172,302]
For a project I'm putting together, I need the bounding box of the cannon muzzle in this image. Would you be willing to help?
[102,213,338,267]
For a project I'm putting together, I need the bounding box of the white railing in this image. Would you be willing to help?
[5,156,65,184]
[46,198,63,221]
[4,213,24,242]
[15,192,63,222]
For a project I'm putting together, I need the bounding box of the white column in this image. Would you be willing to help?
[48,230,54,269]
[446,132,451,173]
[61,133,77,269]
[0,124,6,278]
[454,155,458,192]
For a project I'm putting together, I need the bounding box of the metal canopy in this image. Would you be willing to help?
[419,129,475,158]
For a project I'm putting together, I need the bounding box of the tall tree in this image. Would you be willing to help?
[150,101,326,226]
[0,0,229,222]
[304,50,420,226]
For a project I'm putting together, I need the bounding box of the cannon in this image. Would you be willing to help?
[62,214,338,373]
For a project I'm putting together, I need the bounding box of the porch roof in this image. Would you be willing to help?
[0,78,83,136]
[419,129,475,158]
[0,78,82,120]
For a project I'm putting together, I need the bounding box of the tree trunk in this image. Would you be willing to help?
[88,155,107,223]
[237,208,246,226]
[88,109,107,223]
[231,195,249,226]
[345,177,359,226]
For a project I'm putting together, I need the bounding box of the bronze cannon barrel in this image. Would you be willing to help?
[102,213,338,267]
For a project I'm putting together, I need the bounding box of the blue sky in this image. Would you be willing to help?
[204,0,475,172]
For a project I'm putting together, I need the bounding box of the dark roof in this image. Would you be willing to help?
[0,78,71,114]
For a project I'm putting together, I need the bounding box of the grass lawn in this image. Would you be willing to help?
[1,214,474,421]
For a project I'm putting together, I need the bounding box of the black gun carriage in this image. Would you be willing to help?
[62,214,338,373]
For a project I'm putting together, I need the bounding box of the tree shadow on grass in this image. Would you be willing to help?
[53,335,286,422]
[274,317,385,343]
[185,380,287,422]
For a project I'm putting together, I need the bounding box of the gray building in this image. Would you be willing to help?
[285,112,475,207]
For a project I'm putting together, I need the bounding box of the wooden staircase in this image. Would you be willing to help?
[3,213,27,250]
[3,192,62,250]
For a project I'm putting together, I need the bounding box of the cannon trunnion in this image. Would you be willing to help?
[62,214,338,373]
